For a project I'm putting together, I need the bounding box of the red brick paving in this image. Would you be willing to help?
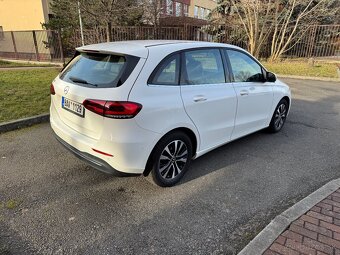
[265,189,340,255]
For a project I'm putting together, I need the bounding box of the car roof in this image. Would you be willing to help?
[76,40,242,58]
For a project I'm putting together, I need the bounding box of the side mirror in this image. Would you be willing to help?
[266,72,276,82]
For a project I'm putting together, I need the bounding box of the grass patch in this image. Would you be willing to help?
[263,60,339,78]
[0,199,21,210]
[0,68,59,122]
[0,59,59,68]
[5,199,20,210]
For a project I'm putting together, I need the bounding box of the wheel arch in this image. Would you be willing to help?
[143,127,198,176]
[282,96,290,109]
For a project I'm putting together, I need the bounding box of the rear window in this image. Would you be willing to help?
[60,52,139,88]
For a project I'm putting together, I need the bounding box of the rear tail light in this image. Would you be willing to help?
[50,83,55,95]
[104,101,142,119]
[83,99,142,119]
[83,99,106,115]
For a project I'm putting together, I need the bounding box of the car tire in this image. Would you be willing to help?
[148,131,193,187]
[268,99,289,133]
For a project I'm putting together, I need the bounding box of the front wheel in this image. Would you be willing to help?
[148,132,193,187]
[268,99,288,133]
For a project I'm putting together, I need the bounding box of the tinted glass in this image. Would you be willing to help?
[183,49,225,85]
[60,53,139,88]
[149,54,180,85]
[226,50,264,82]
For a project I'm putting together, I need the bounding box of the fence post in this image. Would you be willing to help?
[32,30,40,61]
[307,26,317,58]
[57,29,65,65]
[10,31,18,59]
[183,24,187,40]
[224,26,228,43]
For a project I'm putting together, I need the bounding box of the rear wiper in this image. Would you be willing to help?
[69,76,98,87]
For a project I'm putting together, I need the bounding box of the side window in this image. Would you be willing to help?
[149,54,180,85]
[182,49,225,85]
[226,50,264,82]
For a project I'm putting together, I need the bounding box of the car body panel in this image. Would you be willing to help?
[180,83,237,150]
[231,81,274,140]
[51,57,146,139]
[51,103,162,174]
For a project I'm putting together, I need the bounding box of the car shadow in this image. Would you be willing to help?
[179,92,340,186]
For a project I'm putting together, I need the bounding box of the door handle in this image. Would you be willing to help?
[193,96,207,102]
[240,90,249,96]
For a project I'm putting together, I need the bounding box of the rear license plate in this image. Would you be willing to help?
[62,97,85,117]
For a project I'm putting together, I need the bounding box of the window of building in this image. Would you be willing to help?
[0,26,4,40]
[205,9,211,19]
[175,2,182,17]
[183,4,189,17]
[166,0,173,15]
[194,6,199,18]
[200,7,205,19]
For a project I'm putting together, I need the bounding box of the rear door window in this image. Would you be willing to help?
[182,49,226,85]
[60,52,139,88]
[148,54,180,85]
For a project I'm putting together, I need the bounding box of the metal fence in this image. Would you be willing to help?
[214,24,340,59]
[296,25,340,58]
[69,25,212,45]
[0,24,339,63]
[0,30,64,62]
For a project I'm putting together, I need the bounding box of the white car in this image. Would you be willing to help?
[50,40,291,187]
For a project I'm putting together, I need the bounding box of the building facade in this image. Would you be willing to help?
[162,0,216,20]
[0,0,216,32]
[189,0,216,20]
[0,0,51,31]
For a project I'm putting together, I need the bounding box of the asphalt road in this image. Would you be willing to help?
[1,78,340,255]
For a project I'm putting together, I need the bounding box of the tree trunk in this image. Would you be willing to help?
[106,22,112,42]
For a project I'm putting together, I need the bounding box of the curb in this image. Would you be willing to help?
[278,74,340,82]
[0,58,63,67]
[238,178,340,255]
[0,114,50,133]
[0,67,60,71]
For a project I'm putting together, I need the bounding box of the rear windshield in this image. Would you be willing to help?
[60,52,139,88]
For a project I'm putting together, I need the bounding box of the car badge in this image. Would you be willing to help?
[64,86,70,95]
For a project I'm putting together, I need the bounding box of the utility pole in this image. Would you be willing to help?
[78,1,85,46]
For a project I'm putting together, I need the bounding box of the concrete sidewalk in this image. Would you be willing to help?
[264,189,340,255]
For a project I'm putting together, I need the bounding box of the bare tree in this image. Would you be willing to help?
[268,0,338,61]
[141,0,164,27]
[217,0,338,61]
[79,0,143,41]
[45,0,144,43]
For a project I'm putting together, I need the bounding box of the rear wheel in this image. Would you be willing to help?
[148,132,193,187]
[268,99,288,133]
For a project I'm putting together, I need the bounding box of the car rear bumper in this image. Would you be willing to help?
[50,103,161,175]
[54,134,132,176]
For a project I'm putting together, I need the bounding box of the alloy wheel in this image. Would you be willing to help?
[274,103,287,129]
[158,140,188,180]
